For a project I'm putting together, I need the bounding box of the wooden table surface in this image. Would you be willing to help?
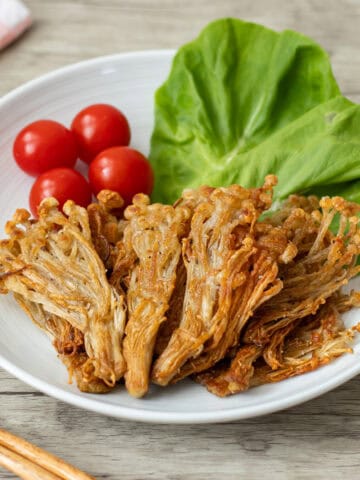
[1,1,360,478]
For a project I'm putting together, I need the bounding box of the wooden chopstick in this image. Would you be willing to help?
[0,428,95,480]
[0,444,60,480]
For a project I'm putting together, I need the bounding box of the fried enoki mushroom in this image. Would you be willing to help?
[154,259,187,357]
[152,176,279,387]
[250,297,357,388]
[1,178,360,400]
[174,221,295,384]
[244,196,360,348]
[122,193,192,397]
[87,189,125,272]
[153,186,216,357]
[196,289,360,397]
[0,198,127,387]
[194,196,360,397]
[195,345,263,397]
[14,295,111,393]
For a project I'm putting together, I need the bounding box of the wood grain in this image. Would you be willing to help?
[1,1,360,479]
[2,365,360,480]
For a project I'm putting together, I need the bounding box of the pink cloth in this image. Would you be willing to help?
[0,0,32,50]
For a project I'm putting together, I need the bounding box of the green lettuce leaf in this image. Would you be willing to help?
[150,18,360,203]
[307,179,360,204]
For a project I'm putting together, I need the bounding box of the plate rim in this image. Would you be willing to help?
[0,49,175,110]
[2,348,360,424]
[1,49,360,424]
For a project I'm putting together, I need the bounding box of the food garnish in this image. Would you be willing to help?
[12,104,152,215]
[150,18,360,205]
[89,146,154,206]
[71,103,131,164]
[13,119,78,176]
[29,167,92,217]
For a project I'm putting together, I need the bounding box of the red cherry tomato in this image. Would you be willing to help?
[89,146,154,205]
[71,104,131,164]
[13,120,78,176]
[29,168,92,217]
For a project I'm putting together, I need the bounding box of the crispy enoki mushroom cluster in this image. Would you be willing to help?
[0,177,360,398]
[196,195,360,396]
[0,198,126,391]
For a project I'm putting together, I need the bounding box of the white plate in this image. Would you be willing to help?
[1,50,360,424]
